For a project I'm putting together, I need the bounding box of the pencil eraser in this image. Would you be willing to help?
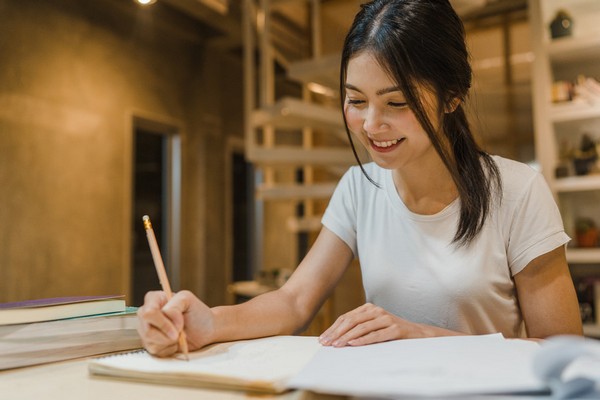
[142,215,149,221]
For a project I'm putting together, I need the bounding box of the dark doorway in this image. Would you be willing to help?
[232,152,254,282]
[132,129,168,306]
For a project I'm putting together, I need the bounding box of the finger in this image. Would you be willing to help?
[320,305,375,345]
[145,340,179,358]
[137,302,179,342]
[347,325,399,346]
[143,290,169,309]
[332,318,389,347]
[161,290,195,331]
[138,321,177,356]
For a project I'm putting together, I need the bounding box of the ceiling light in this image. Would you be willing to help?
[134,0,157,6]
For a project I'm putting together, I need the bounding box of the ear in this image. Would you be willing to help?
[444,97,461,113]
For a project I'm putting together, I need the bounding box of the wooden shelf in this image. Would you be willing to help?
[287,54,341,89]
[554,175,600,192]
[566,248,600,264]
[256,182,336,200]
[286,215,323,233]
[227,281,275,298]
[246,146,355,166]
[251,97,344,132]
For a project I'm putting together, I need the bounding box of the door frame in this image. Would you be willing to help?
[124,111,182,302]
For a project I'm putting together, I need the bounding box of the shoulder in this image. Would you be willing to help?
[491,155,546,202]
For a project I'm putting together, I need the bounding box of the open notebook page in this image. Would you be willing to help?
[88,335,321,393]
[288,333,548,397]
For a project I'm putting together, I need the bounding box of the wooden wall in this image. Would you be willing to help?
[0,0,243,305]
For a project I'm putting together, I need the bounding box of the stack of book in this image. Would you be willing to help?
[0,295,142,370]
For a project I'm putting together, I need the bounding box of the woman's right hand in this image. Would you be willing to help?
[137,290,215,357]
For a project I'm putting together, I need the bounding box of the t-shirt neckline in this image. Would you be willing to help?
[383,168,460,221]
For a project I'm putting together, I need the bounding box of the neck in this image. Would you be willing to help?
[392,155,458,215]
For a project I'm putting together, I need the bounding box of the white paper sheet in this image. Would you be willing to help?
[90,335,321,383]
[288,334,548,398]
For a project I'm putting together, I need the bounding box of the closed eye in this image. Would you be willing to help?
[389,102,408,108]
[347,99,365,105]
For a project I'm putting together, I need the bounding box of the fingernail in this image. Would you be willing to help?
[168,330,178,341]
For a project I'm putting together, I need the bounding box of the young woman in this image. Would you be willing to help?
[137,0,582,357]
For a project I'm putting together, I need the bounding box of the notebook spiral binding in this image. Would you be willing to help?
[95,348,147,359]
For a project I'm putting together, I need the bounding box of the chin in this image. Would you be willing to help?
[371,157,402,170]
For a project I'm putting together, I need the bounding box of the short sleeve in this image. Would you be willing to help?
[506,172,570,275]
[321,168,359,257]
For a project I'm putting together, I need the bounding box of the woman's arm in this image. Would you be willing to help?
[319,245,583,347]
[514,245,583,338]
[137,227,354,356]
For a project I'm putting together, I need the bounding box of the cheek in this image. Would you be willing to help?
[344,107,363,134]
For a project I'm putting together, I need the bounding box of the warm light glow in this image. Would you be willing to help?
[135,0,157,5]
[307,82,336,97]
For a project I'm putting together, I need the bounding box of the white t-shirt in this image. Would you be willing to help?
[322,156,570,338]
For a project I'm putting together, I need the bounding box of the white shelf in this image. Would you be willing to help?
[550,101,600,123]
[566,248,600,264]
[583,323,600,338]
[554,175,600,192]
[547,34,600,64]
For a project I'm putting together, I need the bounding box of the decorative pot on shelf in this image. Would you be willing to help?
[550,9,573,39]
[575,218,599,248]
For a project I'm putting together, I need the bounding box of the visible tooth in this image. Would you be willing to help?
[373,139,402,148]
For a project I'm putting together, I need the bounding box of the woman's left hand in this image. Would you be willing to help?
[319,303,424,347]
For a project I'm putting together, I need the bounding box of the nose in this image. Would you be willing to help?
[362,107,389,135]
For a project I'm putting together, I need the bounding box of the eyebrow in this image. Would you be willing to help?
[345,83,403,96]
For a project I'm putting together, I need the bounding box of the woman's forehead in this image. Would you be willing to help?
[346,53,398,87]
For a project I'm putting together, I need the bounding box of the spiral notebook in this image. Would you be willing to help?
[88,335,321,394]
[89,334,599,398]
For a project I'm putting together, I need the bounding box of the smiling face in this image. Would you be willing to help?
[343,51,442,171]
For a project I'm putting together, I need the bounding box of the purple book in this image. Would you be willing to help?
[0,295,124,309]
[0,295,126,325]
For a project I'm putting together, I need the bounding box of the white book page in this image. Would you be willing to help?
[90,335,321,383]
[288,334,548,397]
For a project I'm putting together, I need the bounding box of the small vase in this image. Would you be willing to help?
[577,229,599,248]
[550,10,573,39]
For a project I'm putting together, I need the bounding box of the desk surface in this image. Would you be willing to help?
[0,358,344,400]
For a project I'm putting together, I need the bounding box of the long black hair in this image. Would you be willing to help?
[340,0,502,245]
[340,0,502,247]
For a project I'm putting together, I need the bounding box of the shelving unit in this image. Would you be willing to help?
[238,0,357,333]
[530,0,600,337]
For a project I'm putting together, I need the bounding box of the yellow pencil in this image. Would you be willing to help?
[142,215,189,361]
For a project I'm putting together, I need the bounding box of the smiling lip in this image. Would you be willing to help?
[369,138,405,152]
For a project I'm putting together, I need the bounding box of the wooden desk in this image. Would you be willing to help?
[0,358,345,400]
[0,357,555,400]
